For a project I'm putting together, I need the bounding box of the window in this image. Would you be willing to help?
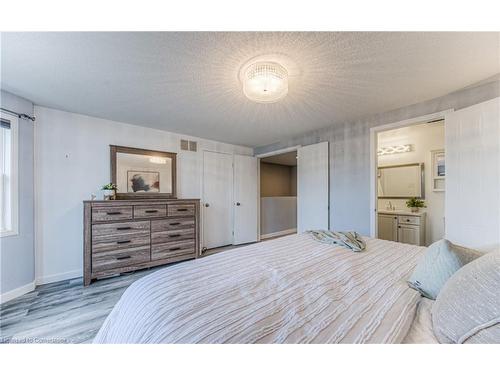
[0,112,18,237]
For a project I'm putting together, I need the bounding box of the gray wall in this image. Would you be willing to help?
[0,90,35,295]
[261,197,297,235]
[255,78,500,235]
[260,162,296,197]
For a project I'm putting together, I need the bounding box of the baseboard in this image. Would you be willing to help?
[36,269,82,285]
[260,228,297,240]
[0,281,36,304]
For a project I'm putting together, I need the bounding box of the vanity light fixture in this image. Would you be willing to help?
[149,156,168,164]
[378,144,412,156]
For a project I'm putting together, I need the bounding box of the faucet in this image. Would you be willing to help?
[386,201,394,211]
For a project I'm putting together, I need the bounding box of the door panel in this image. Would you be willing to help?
[378,214,397,241]
[233,155,258,245]
[445,98,500,251]
[202,151,233,249]
[297,142,329,232]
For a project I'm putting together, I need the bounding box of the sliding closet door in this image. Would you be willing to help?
[202,151,233,249]
[297,141,329,232]
[233,154,258,245]
[445,97,500,250]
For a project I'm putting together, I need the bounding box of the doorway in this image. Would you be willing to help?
[370,111,449,246]
[259,151,298,239]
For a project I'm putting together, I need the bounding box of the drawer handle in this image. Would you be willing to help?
[169,247,181,251]
[176,208,188,212]
[116,226,132,231]
[106,212,122,215]
[116,240,131,244]
[116,255,131,260]
[169,222,181,226]
[145,210,159,213]
[406,219,410,222]
[169,234,181,238]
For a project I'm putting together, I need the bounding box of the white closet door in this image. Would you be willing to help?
[202,151,233,249]
[233,154,258,245]
[445,97,500,250]
[297,141,329,232]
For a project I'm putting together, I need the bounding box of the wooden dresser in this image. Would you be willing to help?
[83,199,200,286]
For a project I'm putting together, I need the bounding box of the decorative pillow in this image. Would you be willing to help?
[432,250,500,343]
[407,239,482,300]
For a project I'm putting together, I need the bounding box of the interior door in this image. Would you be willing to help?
[233,154,258,245]
[202,151,233,249]
[445,97,500,250]
[297,141,329,232]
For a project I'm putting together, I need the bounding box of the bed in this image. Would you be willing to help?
[94,233,430,344]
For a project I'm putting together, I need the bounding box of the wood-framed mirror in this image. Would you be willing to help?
[110,145,177,199]
[378,162,425,199]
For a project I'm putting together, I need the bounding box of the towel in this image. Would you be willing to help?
[308,230,366,252]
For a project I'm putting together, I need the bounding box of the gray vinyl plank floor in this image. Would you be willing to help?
[0,245,244,344]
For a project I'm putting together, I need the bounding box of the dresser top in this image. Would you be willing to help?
[84,198,200,205]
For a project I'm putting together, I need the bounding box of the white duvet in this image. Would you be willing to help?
[94,234,426,343]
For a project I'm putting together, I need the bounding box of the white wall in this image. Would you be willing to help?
[34,106,252,284]
[377,121,445,245]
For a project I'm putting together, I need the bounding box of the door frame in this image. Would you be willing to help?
[254,145,301,241]
[369,109,453,238]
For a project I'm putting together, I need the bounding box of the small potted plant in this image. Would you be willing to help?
[406,197,426,213]
[102,183,117,200]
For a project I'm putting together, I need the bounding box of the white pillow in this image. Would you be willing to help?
[432,250,500,344]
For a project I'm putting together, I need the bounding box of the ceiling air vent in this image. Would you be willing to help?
[180,139,197,152]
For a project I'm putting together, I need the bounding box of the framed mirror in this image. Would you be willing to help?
[110,145,176,199]
[378,163,424,199]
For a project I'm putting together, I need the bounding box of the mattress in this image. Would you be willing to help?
[94,234,426,344]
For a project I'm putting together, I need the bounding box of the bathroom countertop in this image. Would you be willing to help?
[377,209,426,217]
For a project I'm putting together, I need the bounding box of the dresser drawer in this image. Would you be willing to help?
[134,205,167,218]
[92,234,150,253]
[398,215,420,225]
[151,217,195,232]
[92,221,150,241]
[151,240,196,261]
[167,204,195,217]
[151,227,195,244]
[92,206,133,222]
[92,246,150,273]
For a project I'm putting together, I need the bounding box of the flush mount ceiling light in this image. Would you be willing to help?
[242,61,288,103]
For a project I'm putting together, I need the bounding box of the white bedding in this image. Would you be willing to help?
[94,234,426,343]
[403,298,439,344]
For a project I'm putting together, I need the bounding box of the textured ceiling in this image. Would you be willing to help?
[1,32,499,147]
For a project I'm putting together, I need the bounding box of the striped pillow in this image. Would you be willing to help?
[407,239,482,300]
[432,250,500,343]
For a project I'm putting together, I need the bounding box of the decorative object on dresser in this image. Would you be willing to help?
[110,145,176,199]
[101,182,117,200]
[83,199,200,286]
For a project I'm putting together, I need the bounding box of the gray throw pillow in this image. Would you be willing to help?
[432,250,500,343]
[407,239,482,300]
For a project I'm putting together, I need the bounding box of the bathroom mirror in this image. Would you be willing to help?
[110,145,176,199]
[378,163,424,199]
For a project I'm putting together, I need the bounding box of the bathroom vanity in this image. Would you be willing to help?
[377,210,426,246]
